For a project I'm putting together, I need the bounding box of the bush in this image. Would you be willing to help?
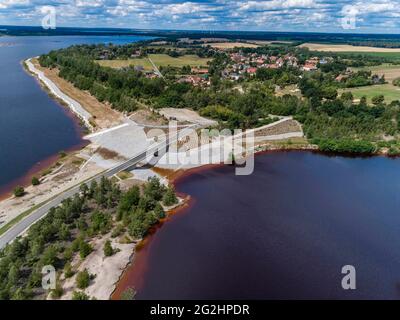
[76,269,90,289]
[51,283,64,299]
[103,240,114,257]
[79,241,93,260]
[111,225,125,238]
[393,77,400,87]
[59,151,67,158]
[72,291,90,300]
[64,263,74,279]
[31,176,40,186]
[13,186,25,197]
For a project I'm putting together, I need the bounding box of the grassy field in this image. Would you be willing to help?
[341,64,400,104]
[341,84,400,104]
[339,52,400,60]
[97,54,210,70]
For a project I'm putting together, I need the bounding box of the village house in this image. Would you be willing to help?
[130,50,142,58]
[302,57,319,71]
[191,67,209,75]
[246,67,258,76]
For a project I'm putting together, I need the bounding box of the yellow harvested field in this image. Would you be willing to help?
[97,58,153,70]
[299,43,400,53]
[248,40,293,46]
[150,54,210,67]
[205,42,260,49]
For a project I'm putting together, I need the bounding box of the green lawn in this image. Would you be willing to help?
[97,54,210,70]
[341,84,400,104]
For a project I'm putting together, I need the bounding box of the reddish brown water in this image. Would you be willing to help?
[114,151,400,300]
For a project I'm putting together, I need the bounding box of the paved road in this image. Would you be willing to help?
[0,127,196,249]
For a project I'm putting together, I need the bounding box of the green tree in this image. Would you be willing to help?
[31,176,40,186]
[13,186,25,197]
[79,183,89,197]
[64,263,74,278]
[72,291,90,300]
[372,95,385,106]
[79,241,93,260]
[76,269,90,289]
[163,187,178,206]
[103,240,114,257]
[154,203,166,219]
[40,245,58,266]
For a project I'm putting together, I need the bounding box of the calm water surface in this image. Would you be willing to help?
[116,151,400,300]
[0,35,150,195]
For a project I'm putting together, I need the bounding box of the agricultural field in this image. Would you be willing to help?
[299,43,400,53]
[97,54,210,70]
[205,42,259,49]
[299,43,400,60]
[341,64,400,104]
[341,84,400,104]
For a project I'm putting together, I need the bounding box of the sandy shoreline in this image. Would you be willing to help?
[25,58,94,131]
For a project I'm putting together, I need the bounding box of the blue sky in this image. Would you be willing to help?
[0,0,400,33]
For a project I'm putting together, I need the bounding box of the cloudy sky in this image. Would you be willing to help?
[0,0,399,33]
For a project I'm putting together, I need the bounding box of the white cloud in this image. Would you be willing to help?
[0,0,29,9]
[239,0,317,11]
[75,0,104,8]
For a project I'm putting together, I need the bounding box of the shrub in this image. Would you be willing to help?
[64,263,74,279]
[31,176,40,186]
[72,291,90,300]
[76,269,90,289]
[103,240,114,257]
[51,283,64,299]
[79,241,93,260]
[13,186,25,197]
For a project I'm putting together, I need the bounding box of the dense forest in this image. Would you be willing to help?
[38,42,400,154]
[0,177,178,300]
